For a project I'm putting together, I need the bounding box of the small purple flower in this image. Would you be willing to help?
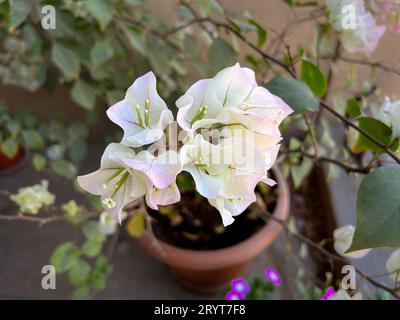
[225,290,243,300]
[321,287,336,300]
[264,268,281,286]
[231,278,249,296]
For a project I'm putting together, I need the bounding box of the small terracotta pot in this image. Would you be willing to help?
[136,167,290,292]
[0,146,29,175]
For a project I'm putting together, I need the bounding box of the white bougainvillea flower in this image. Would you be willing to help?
[326,0,386,53]
[180,134,226,198]
[212,125,283,170]
[219,85,293,133]
[329,289,363,300]
[145,181,181,210]
[106,72,173,147]
[180,134,272,226]
[176,64,257,132]
[386,249,400,283]
[378,97,400,139]
[177,63,293,134]
[176,78,223,132]
[121,150,182,189]
[209,193,257,226]
[333,225,371,259]
[77,143,147,222]
[121,149,182,210]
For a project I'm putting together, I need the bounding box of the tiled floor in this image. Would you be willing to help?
[0,145,299,299]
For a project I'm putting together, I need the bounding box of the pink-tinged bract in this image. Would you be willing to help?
[322,287,336,300]
[264,268,282,286]
[225,290,244,300]
[231,278,250,296]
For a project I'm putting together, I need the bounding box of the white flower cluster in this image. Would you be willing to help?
[334,225,400,286]
[326,0,386,53]
[78,64,292,226]
[10,180,55,215]
[379,97,400,140]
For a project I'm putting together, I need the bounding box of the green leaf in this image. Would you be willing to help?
[122,25,146,55]
[68,138,87,164]
[22,24,42,53]
[300,60,327,97]
[148,46,170,75]
[208,38,236,75]
[83,221,106,243]
[283,0,294,6]
[81,240,103,258]
[47,11,76,39]
[72,286,90,300]
[124,0,144,5]
[50,242,80,273]
[248,19,267,48]
[21,130,44,149]
[90,38,114,67]
[51,44,81,81]
[209,0,223,13]
[89,196,103,212]
[68,259,91,286]
[68,122,88,139]
[96,255,111,272]
[90,270,107,290]
[32,153,46,172]
[6,121,20,137]
[353,117,392,154]
[291,158,313,189]
[70,80,96,110]
[264,74,319,113]
[184,35,198,57]
[349,167,400,251]
[50,159,77,179]
[346,98,361,118]
[9,0,32,29]
[106,90,124,105]
[85,0,114,31]
[1,138,18,159]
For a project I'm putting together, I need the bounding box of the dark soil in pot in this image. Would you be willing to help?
[148,185,278,251]
[135,168,289,292]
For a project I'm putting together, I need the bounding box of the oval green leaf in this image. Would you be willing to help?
[264,74,319,113]
[349,167,400,251]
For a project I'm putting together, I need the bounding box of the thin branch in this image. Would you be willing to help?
[302,113,319,158]
[163,18,209,37]
[303,151,371,174]
[262,212,400,299]
[335,56,400,77]
[0,211,99,227]
[106,228,120,260]
[181,1,296,77]
[319,100,400,165]
[0,213,66,227]
[177,3,400,165]
[180,2,214,38]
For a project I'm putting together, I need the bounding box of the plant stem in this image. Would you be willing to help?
[262,212,400,299]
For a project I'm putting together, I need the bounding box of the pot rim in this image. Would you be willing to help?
[0,146,30,176]
[137,166,290,270]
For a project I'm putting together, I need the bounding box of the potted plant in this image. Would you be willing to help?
[135,167,289,292]
[0,104,29,174]
[77,64,293,291]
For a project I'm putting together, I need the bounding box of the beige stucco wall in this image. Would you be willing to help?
[1,0,398,124]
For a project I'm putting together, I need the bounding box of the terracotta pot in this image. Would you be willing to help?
[136,167,290,292]
[0,146,29,175]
